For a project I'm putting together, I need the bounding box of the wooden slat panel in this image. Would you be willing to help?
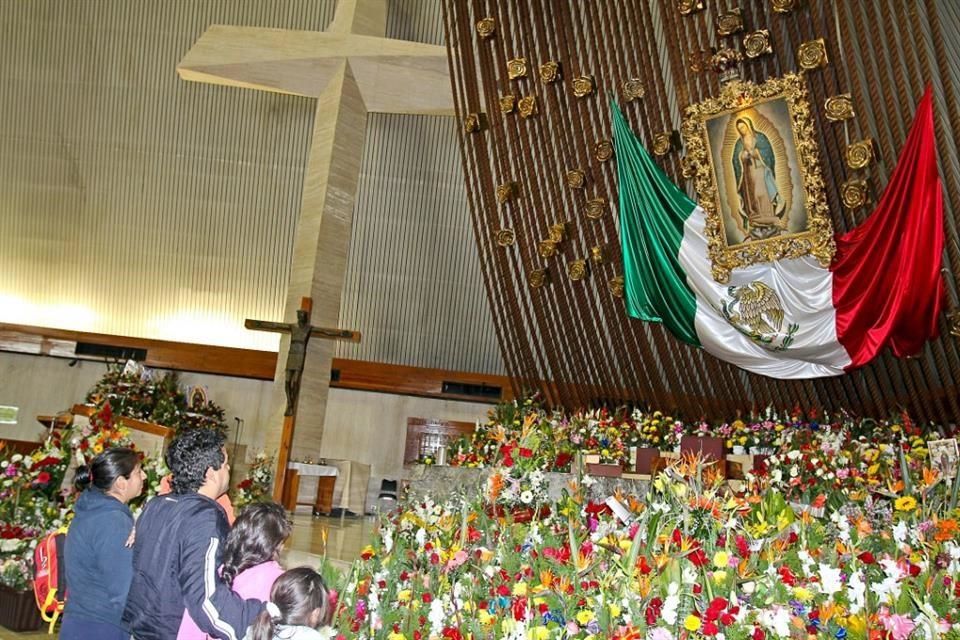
[0,323,511,403]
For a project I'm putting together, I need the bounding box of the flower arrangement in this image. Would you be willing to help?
[233,452,275,510]
[630,410,681,450]
[334,446,960,640]
[568,409,630,465]
[86,362,227,435]
[457,398,575,472]
[0,366,230,592]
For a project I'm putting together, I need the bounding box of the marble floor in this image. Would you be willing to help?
[0,513,376,640]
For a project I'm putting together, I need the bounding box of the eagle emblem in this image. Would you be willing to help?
[720,281,799,351]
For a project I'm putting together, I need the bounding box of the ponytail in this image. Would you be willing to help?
[74,464,93,490]
[245,608,277,640]
[74,447,139,492]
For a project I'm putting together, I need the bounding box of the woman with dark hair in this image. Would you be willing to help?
[177,501,292,639]
[61,446,145,640]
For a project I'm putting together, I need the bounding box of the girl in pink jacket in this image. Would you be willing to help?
[177,502,292,639]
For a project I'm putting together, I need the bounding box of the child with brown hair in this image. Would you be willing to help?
[244,567,337,640]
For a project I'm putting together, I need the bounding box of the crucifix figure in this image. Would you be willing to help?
[246,306,360,417]
[177,0,453,499]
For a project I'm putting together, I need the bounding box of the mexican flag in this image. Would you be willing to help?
[613,88,944,379]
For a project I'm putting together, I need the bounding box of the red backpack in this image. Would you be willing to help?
[33,526,69,632]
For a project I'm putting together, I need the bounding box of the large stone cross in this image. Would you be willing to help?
[177,0,453,478]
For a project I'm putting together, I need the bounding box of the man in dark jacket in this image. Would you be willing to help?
[122,429,263,639]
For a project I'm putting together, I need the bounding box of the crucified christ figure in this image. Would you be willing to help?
[246,309,360,416]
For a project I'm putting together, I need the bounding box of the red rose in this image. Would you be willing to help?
[36,471,51,485]
[857,552,876,565]
[519,448,533,458]
[688,548,709,567]
[753,627,766,640]
[421,593,433,604]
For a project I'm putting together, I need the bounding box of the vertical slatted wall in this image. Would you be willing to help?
[0,0,505,374]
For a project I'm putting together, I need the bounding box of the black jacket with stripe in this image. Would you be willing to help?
[122,493,264,640]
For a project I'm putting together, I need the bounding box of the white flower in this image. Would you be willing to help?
[10,454,22,463]
[519,490,534,504]
[661,583,680,625]
[428,598,445,637]
[819,563,843,597]
[893,520,909,547]
[758,606,792,638]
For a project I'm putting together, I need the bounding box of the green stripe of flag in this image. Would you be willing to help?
[612,101,701,347]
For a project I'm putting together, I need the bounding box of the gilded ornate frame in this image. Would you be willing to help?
[681,73,834,282]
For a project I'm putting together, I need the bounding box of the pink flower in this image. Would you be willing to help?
[444,550,469,572]
[879,608,916,640]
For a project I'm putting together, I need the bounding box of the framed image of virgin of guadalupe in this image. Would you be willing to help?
[681,74,835,282]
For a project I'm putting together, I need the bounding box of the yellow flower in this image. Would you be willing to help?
[846,614,867,635]
[894,496,918,512]
[576,610,595,625]
[478,610,494,626]
[397,589,411,602]
[793,586,813,601]
[712,570,727,585]
[684,615,702,632]
[527,626,550,640]
[388,633,407,640]
[609,603,622,618]
[512,582,528,596]
[93,443,104,454]
[713,551,730,569]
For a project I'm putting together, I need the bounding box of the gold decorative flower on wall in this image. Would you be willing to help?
[572,75,595,97]
[539,61,560,83]
[677,0,705,15]
[594,139,614,162]
[463,113,487,133]
[608,276,625,298]
[584,197,607,219]
[507,57,528,80]
[496,181,519,204]
[743,30,773,58]
[499,94,517,114]
[538,240,558,258]
[825,94,856,121]
[528,268,548,288]
[797,39,829,70]
[565,169,586,189]
[717,9,743,36]
[476,17,496,39]
[622,78,646,101]
[495,229,515,247]
[846,138,876,170]
[518,95,537,118]
[567,259,587,281]
[771,0,799,13]
[841,179,869,209]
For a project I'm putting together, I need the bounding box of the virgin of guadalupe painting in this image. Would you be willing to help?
[732,116,787,240]
[681,74,834,282]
